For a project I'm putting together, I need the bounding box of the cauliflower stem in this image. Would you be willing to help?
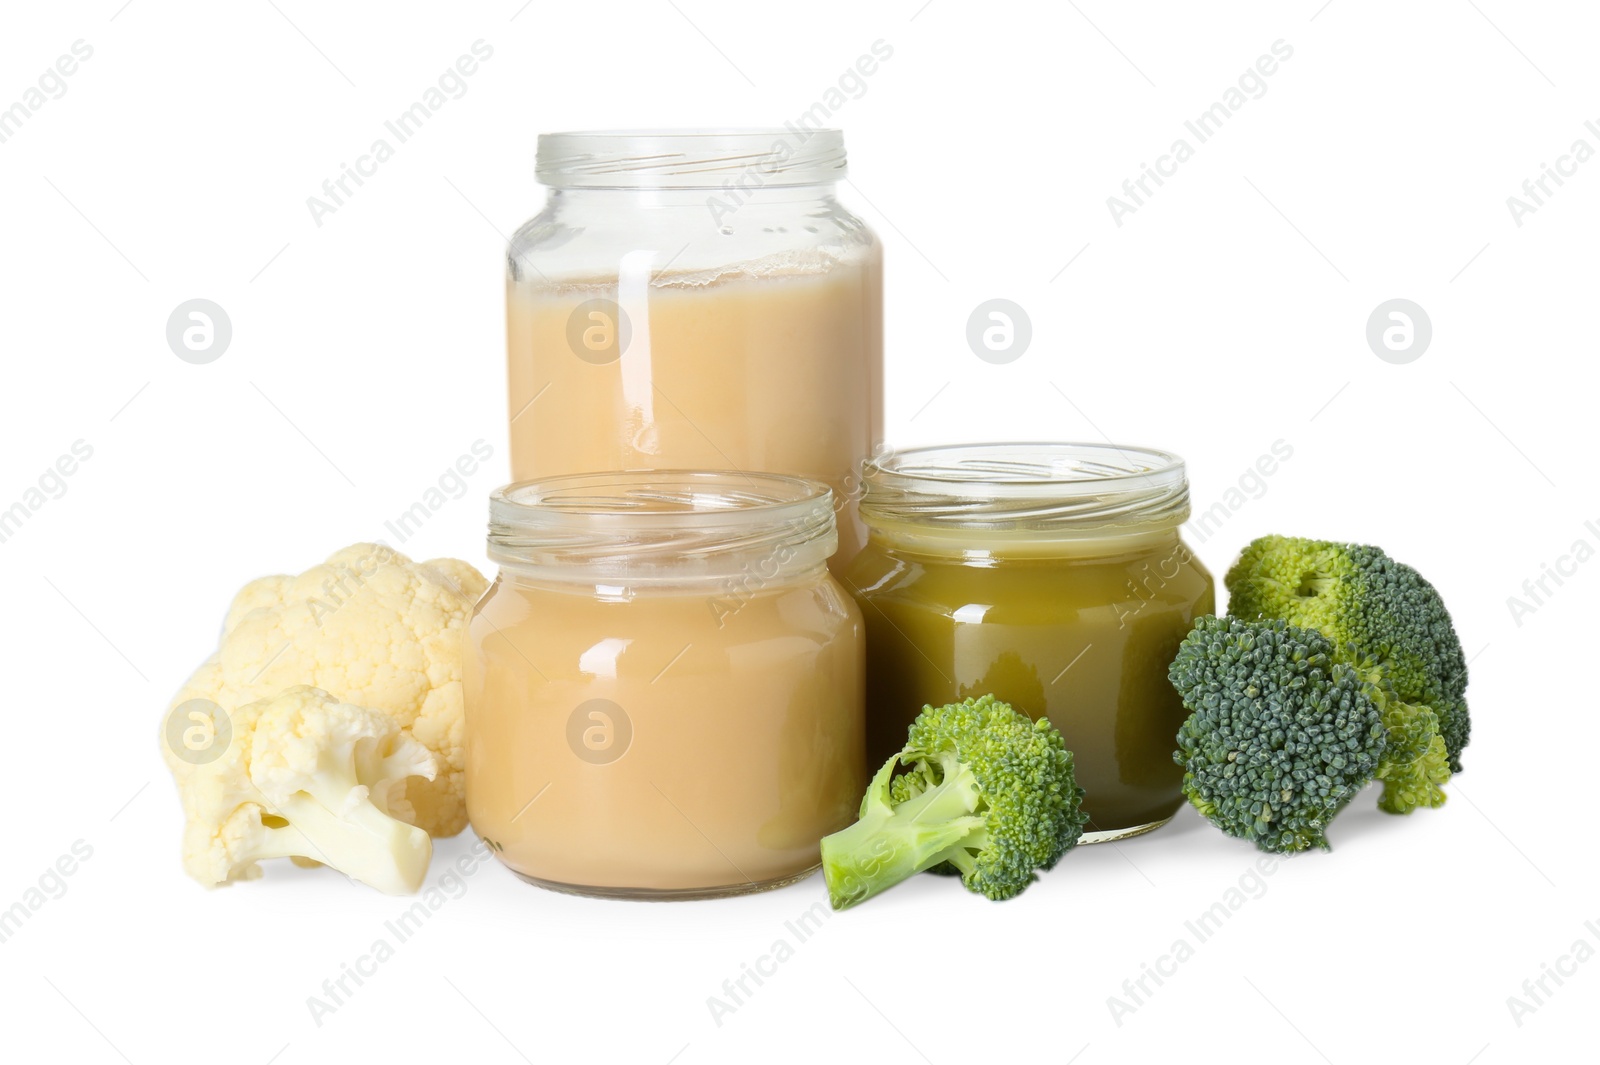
[253,792,430,896]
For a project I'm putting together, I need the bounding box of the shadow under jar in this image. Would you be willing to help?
[842,443,1214,842]
[506,129,884,571]
[463,471,866,899]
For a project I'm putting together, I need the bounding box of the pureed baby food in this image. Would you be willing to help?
[506,130,883,568]
[463,471,865,898]
[844,443,1215,842]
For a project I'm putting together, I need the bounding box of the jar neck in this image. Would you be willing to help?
[858,442,1191,541]
[496,556,829,598]
[535,129,848,191]
[864,521,1185,563]
[487,471,838,589]
[547,185,840,210]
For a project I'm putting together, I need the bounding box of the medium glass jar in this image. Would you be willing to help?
[506,129,884,569]
[843,443,1214,842]
[463,471,865,899]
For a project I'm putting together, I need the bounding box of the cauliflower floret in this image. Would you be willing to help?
[163,686,437,894]
[171,543,487,836]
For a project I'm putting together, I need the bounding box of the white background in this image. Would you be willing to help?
[1,1,1593,1062]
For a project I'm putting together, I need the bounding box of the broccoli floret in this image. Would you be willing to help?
[1346,654,1451,814]
[820,695,1087,910]
[1169,616,1387,853]
[1226,535,1471,773]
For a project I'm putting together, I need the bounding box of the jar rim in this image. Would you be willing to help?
[535,128,847,190]
[488,470,837,582]
[859,442,1190,532]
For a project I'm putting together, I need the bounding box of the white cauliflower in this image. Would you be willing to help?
[169,543,487,836]
[165,686,437,894]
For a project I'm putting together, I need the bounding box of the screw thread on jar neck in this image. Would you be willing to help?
[535,129,847,190]
[488,470,838,587]
[858,442,1191,555]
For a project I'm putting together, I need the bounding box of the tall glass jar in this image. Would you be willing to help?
[463,470,865,899]
[506,129,883,569]
[843,443,1214,842]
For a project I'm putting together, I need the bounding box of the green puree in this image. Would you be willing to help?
[845,532,1214,836]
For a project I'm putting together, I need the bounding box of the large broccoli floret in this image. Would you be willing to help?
[820,695,1087,910]
[1226,535,1470,774]
[1170,616,1387,853]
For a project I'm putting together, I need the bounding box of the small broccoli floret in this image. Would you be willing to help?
[1169,616,1387,853]
[820,695,1087,910]
[1226,535,1470,773]
[1345,654,1451,814]
[1373,697,1451,814]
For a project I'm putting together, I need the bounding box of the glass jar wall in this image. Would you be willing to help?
[843,443,1214,842]
[506,129,883,569]
[463,471,866,899]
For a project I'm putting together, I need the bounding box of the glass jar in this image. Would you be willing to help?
[506,129,884,570]
[843,443,1214,842]
[463,470,865,899]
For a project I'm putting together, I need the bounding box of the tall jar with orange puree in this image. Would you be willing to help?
[506,129,883,570]
[463,471,865,899]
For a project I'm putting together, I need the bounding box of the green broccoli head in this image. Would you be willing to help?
[820,695,1087,910]
[1225,535,1470,772]
[1170,616,1387,853]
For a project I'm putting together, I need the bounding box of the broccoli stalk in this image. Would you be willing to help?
[820,753,986,909]
[820,695,1087,910]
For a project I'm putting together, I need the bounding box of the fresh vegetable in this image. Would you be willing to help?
[163,686,437,894]
[1346,652,1452,814]
[1225,535,1470,775]
[820,694,1087,910]
[1169,616,1387,853]
[168,543,487,837]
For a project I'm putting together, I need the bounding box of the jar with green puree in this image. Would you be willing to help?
[843,443,1214,842]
